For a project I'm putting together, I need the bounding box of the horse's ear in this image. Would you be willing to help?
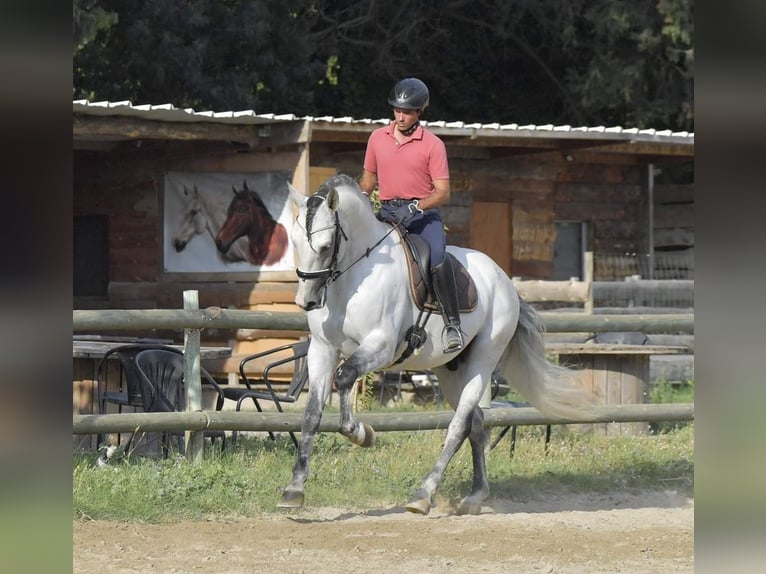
[243,180,249,191]
[183,185,189,196]
[287,182,307,207]
[327,187,340,211]
[232,186,237,196]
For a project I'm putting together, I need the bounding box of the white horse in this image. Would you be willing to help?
[172,185,249,262]
[283,174,595,515]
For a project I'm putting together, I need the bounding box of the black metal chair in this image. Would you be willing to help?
[96,344,183,449]
[134,349,226,456]
[225,340,310,449]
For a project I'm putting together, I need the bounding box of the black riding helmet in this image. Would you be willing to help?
[387,78,430,111]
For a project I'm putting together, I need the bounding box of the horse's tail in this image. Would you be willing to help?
[497,299,596,420]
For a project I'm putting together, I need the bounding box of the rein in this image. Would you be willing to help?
[296,210,404,290]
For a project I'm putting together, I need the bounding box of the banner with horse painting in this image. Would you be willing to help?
[163,171,295,273]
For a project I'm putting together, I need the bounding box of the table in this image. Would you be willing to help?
[546,343,689,435]
[73,338,232,449]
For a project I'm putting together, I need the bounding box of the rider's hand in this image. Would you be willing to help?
[395,200,423,223]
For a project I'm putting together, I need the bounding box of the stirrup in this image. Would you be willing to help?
[442,325,464,354]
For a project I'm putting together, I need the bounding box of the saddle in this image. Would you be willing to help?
[397,228,478,314]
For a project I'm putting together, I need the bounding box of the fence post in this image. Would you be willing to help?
[183,290,204,463]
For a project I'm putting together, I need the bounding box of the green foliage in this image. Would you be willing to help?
[73,0,693,131]
[649,379,694,433]
[73,0,118,52]
[73,422,693,522]
[73,0,326,113]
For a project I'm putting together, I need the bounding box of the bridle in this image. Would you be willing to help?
[295,197,401,307]
[295,210,347,285]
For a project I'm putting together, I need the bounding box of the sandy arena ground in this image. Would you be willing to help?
[74,490,693,573]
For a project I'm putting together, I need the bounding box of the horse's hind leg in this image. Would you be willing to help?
[457,406,490,515]
[405,403,474,515]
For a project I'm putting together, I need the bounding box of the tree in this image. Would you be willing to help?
[73,0,693,131]
[74,0,327,113]
[73,0,118,53]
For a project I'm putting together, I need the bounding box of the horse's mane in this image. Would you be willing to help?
[303,174,369,235]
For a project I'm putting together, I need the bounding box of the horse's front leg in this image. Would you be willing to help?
[278,358,335,509]
[335,355,376,447]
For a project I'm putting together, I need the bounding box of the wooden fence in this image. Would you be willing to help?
[73,403,694,435]
[73,308,693,334]
[73,300,694,461]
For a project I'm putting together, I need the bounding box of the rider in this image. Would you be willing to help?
[359,77,464,354]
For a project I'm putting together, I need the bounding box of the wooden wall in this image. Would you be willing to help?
[74,137,692,380]
[310,144,655,280]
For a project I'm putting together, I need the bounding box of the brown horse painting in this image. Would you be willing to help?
[214,181,288,266]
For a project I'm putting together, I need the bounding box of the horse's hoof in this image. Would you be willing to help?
[360,424,376,447]
[277,489,304,509]
[405,489,432,515]
[405,497,431,515]
[457,498,483,516]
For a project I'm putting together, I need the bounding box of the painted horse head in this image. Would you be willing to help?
[172,185,207,252]
[214,180,288,266]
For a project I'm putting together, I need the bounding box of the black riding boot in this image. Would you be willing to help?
[431,258,464,353]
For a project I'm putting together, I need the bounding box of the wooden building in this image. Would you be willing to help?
[73,100,694,373]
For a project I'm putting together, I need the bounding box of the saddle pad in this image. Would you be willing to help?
[398,229,478,314]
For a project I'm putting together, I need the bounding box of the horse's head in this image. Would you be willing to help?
[215,182,274,261]
[289,180,348,311]
[173,186,208,252]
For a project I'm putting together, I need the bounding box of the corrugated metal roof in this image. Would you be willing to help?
[73,99,694,145]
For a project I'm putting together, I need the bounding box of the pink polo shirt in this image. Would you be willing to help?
[363,122,449,201]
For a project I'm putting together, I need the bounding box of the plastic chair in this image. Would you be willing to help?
[225,340,310,449]
[96,344,183,448]
[134,349,226,456]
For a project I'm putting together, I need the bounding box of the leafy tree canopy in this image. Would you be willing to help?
[73,0,693,131]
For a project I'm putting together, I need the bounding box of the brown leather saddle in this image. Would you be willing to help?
[397,228,478,314]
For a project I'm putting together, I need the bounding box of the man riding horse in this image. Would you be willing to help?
[359,77,465,354]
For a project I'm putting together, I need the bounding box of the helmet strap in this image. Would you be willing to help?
[399,121,420,137]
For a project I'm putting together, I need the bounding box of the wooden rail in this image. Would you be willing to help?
[73,403,693,435]
[73,309,694,334]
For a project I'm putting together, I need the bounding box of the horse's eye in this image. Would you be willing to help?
[236,207,248,214]
[190,209,198,216]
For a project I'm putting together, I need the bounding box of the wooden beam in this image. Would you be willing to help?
[73,308,694,333]
[74,115,261,146]
[72,403,694,434]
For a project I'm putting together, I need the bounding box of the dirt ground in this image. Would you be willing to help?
[73,490,693,573]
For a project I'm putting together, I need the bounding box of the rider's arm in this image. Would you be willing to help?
[417,178,450,210]
[359,169,378,195]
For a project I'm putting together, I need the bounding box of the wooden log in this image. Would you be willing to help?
[513,278,591,303]
[73,309,694,334]
[72,403,694,434]
[593,280,694,308]
[73,308,309,331]
[539,313,693,333]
